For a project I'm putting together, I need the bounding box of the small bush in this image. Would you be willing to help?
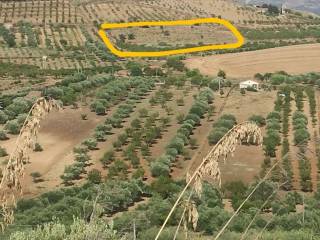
[151,161,170,177]
[294,129,310,145]
[249,115,266,126]
[82,138,98,150]
[87,169,102,184]
[100,150,115,167]
[0,110,8,124]
[208,128,228,145]
[34,143,43,152]
[5,120,20,134]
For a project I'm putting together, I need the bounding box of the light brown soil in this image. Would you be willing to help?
[0,106,103,197]
[184,43,320,78]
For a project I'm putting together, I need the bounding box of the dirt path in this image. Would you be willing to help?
[184,43,320,78]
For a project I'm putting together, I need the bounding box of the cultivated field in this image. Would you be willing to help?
[185,43,320,78]
[1,1,320,239]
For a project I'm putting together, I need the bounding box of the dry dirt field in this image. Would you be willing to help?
[184,43,320,78]
[0,106,103,196]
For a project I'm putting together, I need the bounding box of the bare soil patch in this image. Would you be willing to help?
[1,106,103,197]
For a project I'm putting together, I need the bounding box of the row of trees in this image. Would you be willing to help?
[263,111,282,157]
[292,110,312,192]
[151,88,214,177]
[0,97,32,136]
[60,78,156,184]
[305,86,317,124]
[47,72,114,106]
[108,111,171,179]
[10,179,148,229]
[7,175,320,239]
[254,71,320,88]
[0,97,32,123]
[91,77,155,115]
[60,146,92,185]
[280,87,293,190]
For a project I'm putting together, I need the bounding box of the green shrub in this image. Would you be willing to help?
[270,74,286,85]
[8,218,122,240]
[95,102,106,115]
[87,169,102,184]
[176,113,185,124]
[218,69,226,79]
[94,130,106,142]
[100,150,115,167]
[151,161,170,177]
[34,143,43,152]
[73,146,89,154]
[5,119,20,134]
[294,129,310,145]
[213,119,235,129]
[5,97,31,118]
[108,160,128,179]
[249,115,266,126]
[166,57,185,71]
[208,128,228,145]
[75,153,90,164]
[267,111,281,120]
[0,110,8,124]
[82,138,97,150]
[132,167,145,179]
[220,114,236,123]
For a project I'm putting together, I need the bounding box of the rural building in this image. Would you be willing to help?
[239,80,259,90]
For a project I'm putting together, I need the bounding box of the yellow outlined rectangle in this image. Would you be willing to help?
[98,18,245,58]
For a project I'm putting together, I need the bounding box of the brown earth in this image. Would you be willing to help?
[0,106,103,197]
[184,43,320,78]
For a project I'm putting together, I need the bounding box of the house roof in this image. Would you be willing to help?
[240,80,259,85]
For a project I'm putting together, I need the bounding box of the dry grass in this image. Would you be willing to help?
[0,97,61,230]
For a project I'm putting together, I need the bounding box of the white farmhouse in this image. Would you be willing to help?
[239,80,259,90]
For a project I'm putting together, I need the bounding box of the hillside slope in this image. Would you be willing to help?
[244,0,320,14]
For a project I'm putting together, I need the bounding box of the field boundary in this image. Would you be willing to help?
[98,18,245,57]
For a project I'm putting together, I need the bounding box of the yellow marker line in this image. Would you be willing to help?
[98,18,245,58]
